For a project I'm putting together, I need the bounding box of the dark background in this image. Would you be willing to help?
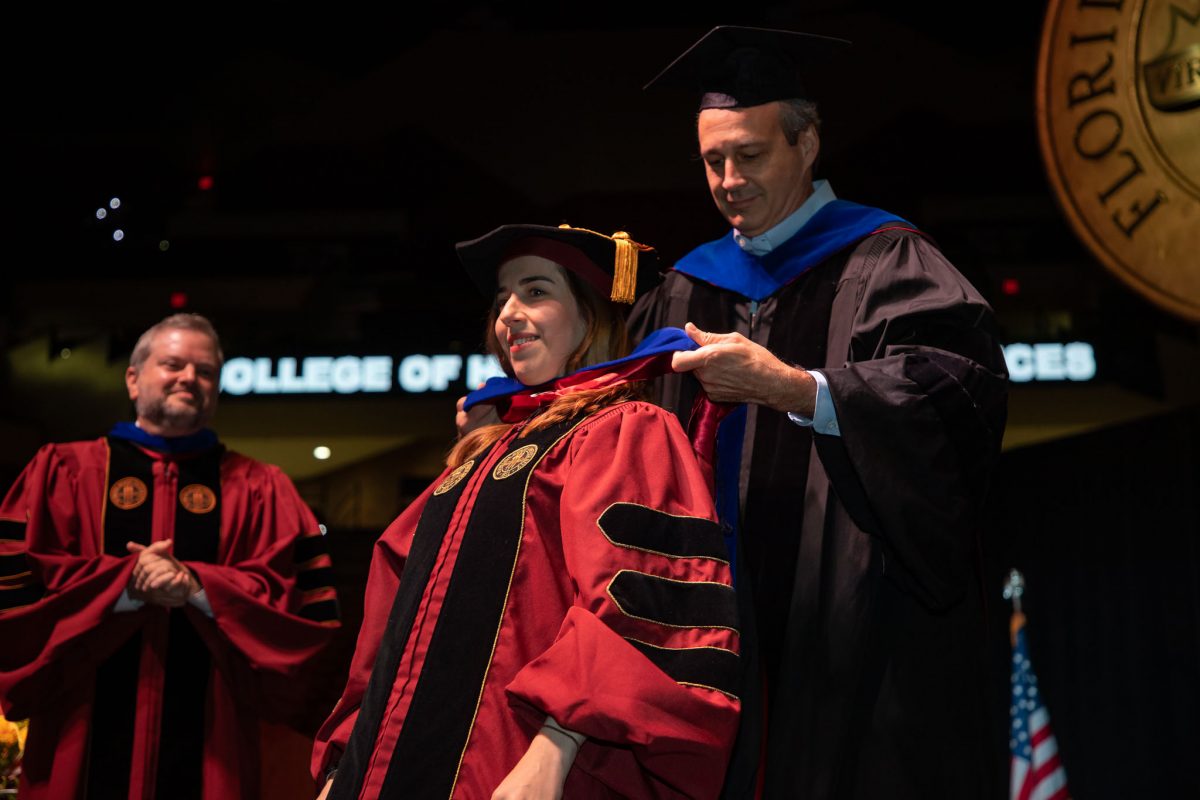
[4,2,1198,795]
[3,1,1136,353]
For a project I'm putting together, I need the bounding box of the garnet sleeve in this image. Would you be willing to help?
[505,402,741,799]
[182,464,341,678]
[0,445,142,718]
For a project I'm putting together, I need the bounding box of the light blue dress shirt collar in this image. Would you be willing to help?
[724,179,844,437]
[733,180,837,256]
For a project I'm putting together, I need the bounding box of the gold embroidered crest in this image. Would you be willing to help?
[109,477,148,510]
[179,484,217,514]
[492,444,538,480]
[433,460,475,496]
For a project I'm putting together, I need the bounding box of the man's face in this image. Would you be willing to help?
[125,328,221,437]
[698,102,818,237]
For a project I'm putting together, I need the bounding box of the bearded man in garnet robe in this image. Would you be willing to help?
[0,313,340,800]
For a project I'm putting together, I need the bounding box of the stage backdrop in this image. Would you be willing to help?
[983,405,1200,798]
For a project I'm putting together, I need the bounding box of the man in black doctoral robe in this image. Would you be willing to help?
[629,27,1009,799]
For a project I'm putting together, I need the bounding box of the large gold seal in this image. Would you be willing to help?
[109,477,148,510]
[1037,0,1199,321]
[433,460,475,496]
[492,444,538,480]
[179,484,217,514]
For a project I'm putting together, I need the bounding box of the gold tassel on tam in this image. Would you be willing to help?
[609,231,637,304]
[556,224,644,304]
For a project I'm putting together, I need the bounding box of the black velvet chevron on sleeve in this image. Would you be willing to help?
[292,531,340,623]
[597,503,729,562]
[0,519,25,541]
[624,636,739,698]
[1,517,41,611]
[0,552,42,612]
[607,569,738,631]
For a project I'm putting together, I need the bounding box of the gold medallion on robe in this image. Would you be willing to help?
[109,477,148,510]
[1037,0,1200,321]
[179,484,218,514]
[492,445,538,480]
[434,460,475,495]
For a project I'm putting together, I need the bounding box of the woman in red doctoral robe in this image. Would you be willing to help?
[313,225,741,799]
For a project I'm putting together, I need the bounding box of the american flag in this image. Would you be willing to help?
[1010,611,1070,800]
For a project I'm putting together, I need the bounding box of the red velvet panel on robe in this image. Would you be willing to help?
[314,401,740,799]
[0,437,341,800]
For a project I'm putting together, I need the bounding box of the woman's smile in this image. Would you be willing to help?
[494,256,588,386]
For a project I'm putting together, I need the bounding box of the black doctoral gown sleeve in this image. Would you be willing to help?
[817,231,1008,611]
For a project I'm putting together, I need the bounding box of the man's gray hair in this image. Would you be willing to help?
[778,98,820,146]
[695,98,821,146]
[129,313,224,369]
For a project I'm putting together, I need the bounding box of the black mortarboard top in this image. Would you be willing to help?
[455,224,661,305]
[644,26,850,109]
